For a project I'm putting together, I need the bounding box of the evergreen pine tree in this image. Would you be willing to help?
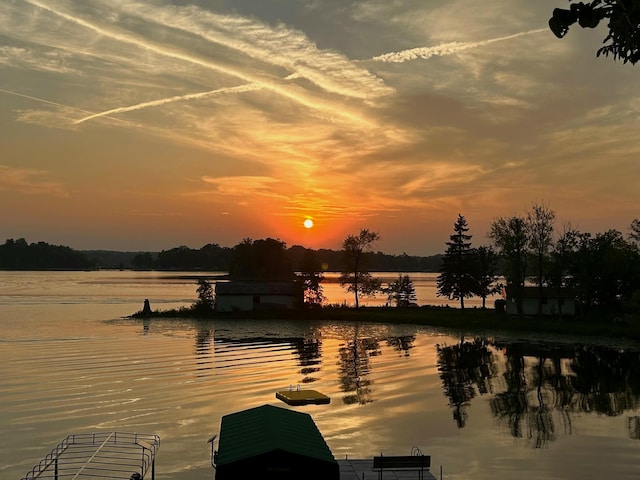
[437,214,475,309]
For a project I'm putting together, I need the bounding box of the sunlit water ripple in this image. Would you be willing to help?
[2,271,640,480]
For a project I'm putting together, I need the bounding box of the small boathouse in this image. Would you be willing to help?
[213,404,339,480]
[214,281,303,312]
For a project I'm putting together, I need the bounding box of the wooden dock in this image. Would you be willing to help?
[337,458,439,480]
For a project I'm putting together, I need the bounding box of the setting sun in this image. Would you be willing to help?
[303,218,314,229]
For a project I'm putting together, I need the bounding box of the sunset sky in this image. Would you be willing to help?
[1,1,638,256]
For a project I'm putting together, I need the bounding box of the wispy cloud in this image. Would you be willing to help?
[21,0,392,120]
[200,176,280,198]
[111,0,393,100]
[2,1,637,253]
[370,29,547,63]
[0,165,68,197]
[0,46,78,74]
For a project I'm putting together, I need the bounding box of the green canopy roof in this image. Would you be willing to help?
[216,404,336,466]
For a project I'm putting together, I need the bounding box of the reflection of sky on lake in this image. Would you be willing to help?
[2,271,640,480]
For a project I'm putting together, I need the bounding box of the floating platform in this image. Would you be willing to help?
[276,388,331,405]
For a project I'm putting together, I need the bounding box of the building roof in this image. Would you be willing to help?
[215,281,301,296]
[215,404,336,467]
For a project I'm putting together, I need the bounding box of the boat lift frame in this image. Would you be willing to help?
[20,432,160,480]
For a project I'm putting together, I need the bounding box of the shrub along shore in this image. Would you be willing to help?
[132,304,640,341]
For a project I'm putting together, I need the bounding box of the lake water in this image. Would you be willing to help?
[2,271,640,480]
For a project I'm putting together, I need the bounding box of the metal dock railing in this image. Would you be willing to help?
[20,432,160,480]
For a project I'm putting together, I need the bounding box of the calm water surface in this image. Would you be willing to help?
[1,271,639,480]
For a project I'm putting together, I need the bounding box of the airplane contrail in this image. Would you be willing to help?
[0,87,134,126]
[0,87,87,112]
[73,83,264,124]
[23,0,377,126]
[370,29,547,63]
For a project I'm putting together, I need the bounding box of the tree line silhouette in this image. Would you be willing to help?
[0,238,94,270]
[2,203,639,316]
[434,204,640,316]
[0,237,442,272]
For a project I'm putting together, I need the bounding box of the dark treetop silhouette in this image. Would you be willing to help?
[549,0,640,64]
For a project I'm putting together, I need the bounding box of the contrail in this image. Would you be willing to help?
[0,87,87,112]
[23,0,376,126]
[370,29,547,63]
[0,87,134,126]
[73,83,264,124]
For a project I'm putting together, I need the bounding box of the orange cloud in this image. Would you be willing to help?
[0,165,69,197]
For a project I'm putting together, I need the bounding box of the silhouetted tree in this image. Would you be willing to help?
[132,252,155,269]
[549,1,640,64]
[297,249,325,306]
[193,278,215,314]
[571,229,637,309]
[629,218,640,247]
[625,220,640,312]
[228,237,294,281]
[471,245,501,309]
[339,229,381,308]
[437,214,475,309]
[0,238,94,270]
[547,225,581,319]
[198,243,233,270]
[383,274,417,307]
[527,201,556,316]
[489,216,529,315]
[153,243,232,270]
[155,245,200,269]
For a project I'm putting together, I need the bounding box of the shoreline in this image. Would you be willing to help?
[131,304,640,340]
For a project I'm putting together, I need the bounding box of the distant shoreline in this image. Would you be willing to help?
[130,305,640,341]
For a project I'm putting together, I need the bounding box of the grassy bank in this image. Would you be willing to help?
[133,305,640,340]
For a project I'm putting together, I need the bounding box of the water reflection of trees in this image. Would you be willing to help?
[628,416,640,440]
[436,338,497,428]
[386,335,416,357]
[437,339,640,448]
[202,332,322,386]
[195,325,215,376]
[290,336,322,384]
[337,327,379,405]
[337,332,415,405]
[489,343,562,448]
[569,345,640,415]
[204,326,414,405]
